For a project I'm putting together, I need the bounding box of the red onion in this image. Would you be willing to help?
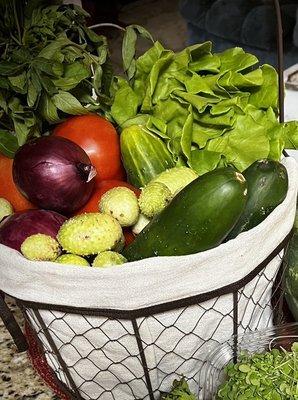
[0,209,67,251]
[13,136,96,214]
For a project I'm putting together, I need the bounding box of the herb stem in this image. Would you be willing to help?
[12,0,22,45]
[10,33,21,46]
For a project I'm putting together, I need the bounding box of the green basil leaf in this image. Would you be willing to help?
[12,118,30,146]
[30,69,42,92]
[122,26,137,74]
[62,45,85,63]
[33,57,63,77]
[53,62,90,91]
[52,91,89,115]
[92,65,103,95]
[0,61,24,76]
[0,77,10,90]
[71,81,94,105]
[84,27,105,44]
[129,25,154,42]
[101,60,114,97]
[40,76,58,96]
[122,25,154,80]
[96,41,108,64]
[0,129,19,158]
[8,72,27,93]
[8,97,23,113]
[39,94,60,123]
[38,34,70,59]
[27,80,40,108]
[127,59,136,81]
[10,48,31,64]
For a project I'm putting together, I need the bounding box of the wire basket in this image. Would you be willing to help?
[0,1,296,400]
[0,223,295,400]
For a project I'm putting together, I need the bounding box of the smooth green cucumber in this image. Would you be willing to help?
[227,159,288,240]
[123,167,247,261]
[285,211,298,322]
[120,125,174,188]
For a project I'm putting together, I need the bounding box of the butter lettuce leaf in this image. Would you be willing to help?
[110,39,297,176]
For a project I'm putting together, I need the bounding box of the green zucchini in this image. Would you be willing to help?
[285,211,298,322]
[227,159,288,240]
[123,167,247,261]
[120,125,174,188]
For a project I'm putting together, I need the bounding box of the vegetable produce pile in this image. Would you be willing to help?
[216,343,298,400]
[0,2,297,397]
[0,0,295,267]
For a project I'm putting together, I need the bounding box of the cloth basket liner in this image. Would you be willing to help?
[0,157,297,399]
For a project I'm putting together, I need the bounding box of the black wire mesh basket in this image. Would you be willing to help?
[0,1,297,400]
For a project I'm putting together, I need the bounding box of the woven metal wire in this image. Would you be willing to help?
[9,236,290,400]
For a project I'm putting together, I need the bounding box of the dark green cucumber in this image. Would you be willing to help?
[123,167,247,261]
[120,125,174,188]
[227,159,288,240]
[285,212,298,322]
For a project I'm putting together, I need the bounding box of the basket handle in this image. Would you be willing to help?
[0,292,28,352]
[273,0,284,124]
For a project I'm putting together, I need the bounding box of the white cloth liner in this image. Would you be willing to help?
[0,157,297,400]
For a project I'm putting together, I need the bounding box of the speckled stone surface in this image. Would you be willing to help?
[0,299,59,399]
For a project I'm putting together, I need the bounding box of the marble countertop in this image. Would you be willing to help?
[0,298,58,400]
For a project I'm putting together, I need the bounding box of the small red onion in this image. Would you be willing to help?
[0,209,67,251]
[13,136,96,214]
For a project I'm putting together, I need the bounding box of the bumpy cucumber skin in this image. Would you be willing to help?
[120,125,174,188]
[227,160,288,240]
[123,167,247,261]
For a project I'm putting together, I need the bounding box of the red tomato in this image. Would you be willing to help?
[75,180,140,215]
[0,154,35,211]
[123,228,135,246]
[53,114,125,184]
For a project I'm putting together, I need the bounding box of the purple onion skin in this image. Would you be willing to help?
[13,136,96,215]
[0,209,67,252]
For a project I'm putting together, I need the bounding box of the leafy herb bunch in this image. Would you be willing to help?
[0,0,112,157]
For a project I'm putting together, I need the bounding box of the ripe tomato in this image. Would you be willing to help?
[123,228,135,246]
[0,154,35,211]
[53,114,125,184]
[75,180,140,215]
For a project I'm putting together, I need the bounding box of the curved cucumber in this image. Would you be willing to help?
[227,159,288,240]
[285,212,298,321]
[120,125,174,188]
[123,167,247,261]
